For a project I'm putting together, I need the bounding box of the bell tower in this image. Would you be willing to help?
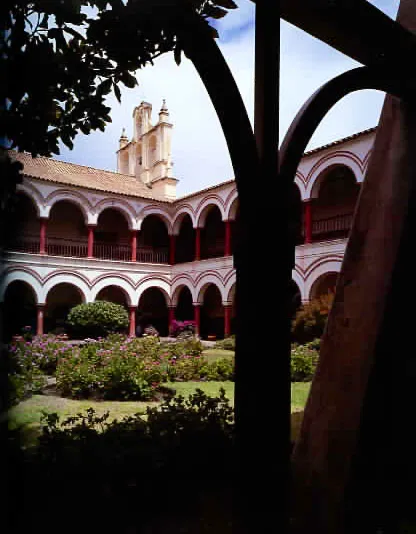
[116,100,178,200]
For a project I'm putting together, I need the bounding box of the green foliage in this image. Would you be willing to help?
[9,334,72,375]
[6,344,46,406]
[67,300,129,338]
[201,357,234,381]
[9,390,234,531]
[214,335,235,351]
[291,293,334,344]
[290,341,319,382]
[2,0,237,157]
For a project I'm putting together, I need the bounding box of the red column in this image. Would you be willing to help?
[87,225,95,258]
[195,228,201,261]
[39,218,47,255]
[304,200,313,244]
[169,234,176,265]
[129,306,137,337]
[36,304,45,336]
[224,304,232,337]
[225,220,231,256]
[131,230,137,262]
[194,304,201,337]
[168,306,175,334]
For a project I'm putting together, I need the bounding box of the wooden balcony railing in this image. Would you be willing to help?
[6,235,169,264]
[47,237,88,258]
[312,213,353,237]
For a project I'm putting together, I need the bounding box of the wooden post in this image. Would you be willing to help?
[39,218,47,255]
[128,306,136,337]
[87,225,95,258]
[169,234,176,265]
[131,230,137,262]
[304,201,313,244]
[193,304,200,337]
[195,228,201,261]
[225,220,231,256]
[36,304,45,336]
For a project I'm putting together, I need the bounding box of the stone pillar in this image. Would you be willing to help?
[168,306,175,334]
[195,228,201,261]
[128,306,137,337]
[87,225,95,258]
[193,303,201,337]
[303,200,313,244]
[36,304,45,336]
[39,218,47,255]
[131,230,138,262]
[225,220,232,256]
[224,303,232,337]
[169,234,176,265]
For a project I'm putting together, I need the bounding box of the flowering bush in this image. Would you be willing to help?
[9,334,72,375]
[143,325,159,338]
[169,319,196,339]
[291,293,334,344]
[291,341,319,381]
[56,336,164,400]
[6,345,46,405]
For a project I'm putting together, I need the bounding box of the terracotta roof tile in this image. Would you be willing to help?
[303,127,376,157]
[10,152,171,202]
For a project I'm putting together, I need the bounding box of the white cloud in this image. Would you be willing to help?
[57,0,400,196]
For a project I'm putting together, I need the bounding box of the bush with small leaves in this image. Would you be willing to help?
[291,293,334,344]
[67,300,129,339]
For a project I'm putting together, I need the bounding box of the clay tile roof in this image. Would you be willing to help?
[303,127,376,157]
[10,151,171,202]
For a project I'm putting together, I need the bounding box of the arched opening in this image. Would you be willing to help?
[312,166,360,242]
[96,286,129,310]
[175,214,195,263]
[292,184,303,245]
[200,206,225,259]
[310,272,338,300]
[139,215,169,264]
[45,283,84,334]
[228,199,239,256]
[290,280,302,318]
[176,286,194,321]
[48,200,88,257]
[3,281,37,340]
[138,287,169,336]
[200,284,224,340]
[95,208,131,261]
[6,192,40,253]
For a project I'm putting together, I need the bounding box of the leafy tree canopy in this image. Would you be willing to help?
[1,0,237,157]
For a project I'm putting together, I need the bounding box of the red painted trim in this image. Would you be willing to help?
[87,225,95,258]
[131,230,138,262]
[169,234,176,265]
[194,304,200,336]
[39,218,47,255]
[36,304,45,335]
[129,306,137,337]
[304,201,313,244]
[224,305,232,337]
[168,306,175,329]
[225,220,231,256]
[195,228,201,261]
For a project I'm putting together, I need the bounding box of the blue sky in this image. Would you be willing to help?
[56,0,400,196]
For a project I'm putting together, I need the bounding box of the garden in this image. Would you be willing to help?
[4,297,326,533]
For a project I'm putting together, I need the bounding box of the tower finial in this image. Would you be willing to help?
[120,127,127,139]
[161,99,168,112]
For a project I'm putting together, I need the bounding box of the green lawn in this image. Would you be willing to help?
[202,348,234,362]
[7,381,311,446]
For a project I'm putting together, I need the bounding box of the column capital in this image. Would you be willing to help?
[192,302,201,307]
[223,301,233,308]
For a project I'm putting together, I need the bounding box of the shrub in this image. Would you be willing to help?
[291,293,334,344]
[214,335,235,351]
[143,324,159,337]
[67,300,129,339]
[9,334,72,375]
[201,357,234,381]
[56,337,164,400]
[169,319,196,339]
[291,341,319,382]
[6,345,46,405]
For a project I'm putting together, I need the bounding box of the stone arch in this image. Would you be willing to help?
[2,280,38,340]
[174,285,194,322]
[136,277,171,307]
[196,196,226,227]
[174,212,195,263]
[45,190,91,224]
[90,276,135,306]
[295,172,307,200]
[292,267,305,301]
[16,183,43,217]
[306,152,362,200]
[138,207,172,233]
[93,199,137,230]
[224,274,236,303]
[0,269,42,303]
[45,282,85,333]
[225,189,238,221]
[199,283,224,340]
[309,272,339,301]
[172,207,197,235]
[196,273,226,304]
[137,285,169,336]
[95,285,130,310]
[304,258,342,301]
[171,277,197,306]
[42,273,91,305]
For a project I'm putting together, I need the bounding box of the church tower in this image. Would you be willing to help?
[117,100,178,200]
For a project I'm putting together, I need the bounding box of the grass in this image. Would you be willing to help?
[202,348,234,362]
[7,380,311,446]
